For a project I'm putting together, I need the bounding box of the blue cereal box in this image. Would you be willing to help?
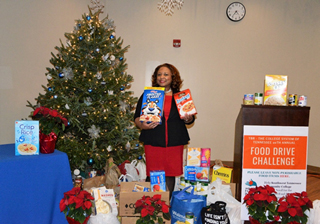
[139,87,165,124]
[15,120,39,156]
[150,170,166,192]
[184,166,196,181]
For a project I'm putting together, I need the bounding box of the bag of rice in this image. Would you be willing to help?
[264,75,288,106]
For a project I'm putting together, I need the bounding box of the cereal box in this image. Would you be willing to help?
[139,87,165,124]
[150,170,166,192]
[173,89,197,119]
[211,165,233,183]
[184,166,196,181]
[264,75,288,106]
[200,148,211,167]
[187,147,201,166]
[15,120,39,156]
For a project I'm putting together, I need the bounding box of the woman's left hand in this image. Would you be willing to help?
[183,114,193,123]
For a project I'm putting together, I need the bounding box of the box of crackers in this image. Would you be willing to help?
[139,87,165,124]
[173,89,197,119]
[264,75,288,106]
[15,120,39,156]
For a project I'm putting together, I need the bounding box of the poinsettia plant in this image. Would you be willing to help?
[134,194,171,224]
[243,185,279,224]
[277,191,313,224]
[32,106,68,135]
[60,187,94,223]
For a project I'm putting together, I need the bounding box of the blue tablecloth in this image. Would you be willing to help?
[0,144,73,224]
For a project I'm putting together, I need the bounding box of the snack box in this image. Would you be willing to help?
[211,165,233,183]
[187,147,201,166]
[173,89,197,119]
[139,87,165,124]
[184,166,210,182]
[150,170,166,192]
[119,182,169,217]
[15,120,39,156]
[200,148,211,167]
[91,187,118,216]
[264,75,288,106]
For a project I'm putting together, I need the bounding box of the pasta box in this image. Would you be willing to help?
[139,87,165,124]
[15,120,39,156]
[173,89,197,119]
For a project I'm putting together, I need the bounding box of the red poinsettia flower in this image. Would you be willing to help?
[60,187,93,223]
[134,193,171,223]
[32,106,68,135]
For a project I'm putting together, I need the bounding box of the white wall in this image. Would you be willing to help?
[1,0,319,166]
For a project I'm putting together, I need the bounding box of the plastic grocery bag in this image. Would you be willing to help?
[307,200,320,224]
[205,178,241,224]
[124,160,139,182]
[88,213,120,224]
[170,186,207,224]
[135,159,147,181]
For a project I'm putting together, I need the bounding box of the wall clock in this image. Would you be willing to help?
[226,2,246,22]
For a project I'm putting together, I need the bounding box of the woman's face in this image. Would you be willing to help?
[156,66,172,90]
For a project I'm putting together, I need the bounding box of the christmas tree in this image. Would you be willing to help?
[27,7,144,173]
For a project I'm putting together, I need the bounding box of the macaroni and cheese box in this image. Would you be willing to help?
[264,75,288,106]
[211,165,233,183]
[139,87,165,124]
[150,170,166,192]
[173,89,197,119]
[187,147,201,166]
[15,120,39,156]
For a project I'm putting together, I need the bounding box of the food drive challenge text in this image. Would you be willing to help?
[243,135,307,169]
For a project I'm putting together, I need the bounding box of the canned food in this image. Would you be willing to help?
[288,94,298,106]
[201,181,209,191]
[244,94,254,105]
[298,95,307,106]
[180,177,185,187]
[254,93,263,105]
[185,212,194,224]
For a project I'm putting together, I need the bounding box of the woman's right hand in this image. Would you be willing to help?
[135,117,159,130]
[140,121,159,130]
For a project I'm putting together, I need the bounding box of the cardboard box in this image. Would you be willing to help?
[211,166,233,183]
[187,147,201,166]
[121,216,170,224]
[150,170,166,192]
[139,87,165,124]
[264,74,288,106]
[15,120,39,156]
[119,182,169,217]
[173,89,197,119]
[184,166,210,182]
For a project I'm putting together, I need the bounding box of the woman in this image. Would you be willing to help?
[134,63,195,196]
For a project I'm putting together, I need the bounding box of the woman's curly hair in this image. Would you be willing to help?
[151,63,183,92]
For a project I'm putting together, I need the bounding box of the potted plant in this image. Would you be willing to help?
[32,106,68,153]
[277,191,313,224]
[135,194,171,224]
[60,187,94,224]
[243,185,279,224]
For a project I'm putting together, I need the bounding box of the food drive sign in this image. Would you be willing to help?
[241,125,308,220]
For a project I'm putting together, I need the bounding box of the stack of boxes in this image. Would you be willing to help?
[183,148,211,193]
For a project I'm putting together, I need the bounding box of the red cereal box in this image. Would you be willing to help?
[173,89,197,119]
